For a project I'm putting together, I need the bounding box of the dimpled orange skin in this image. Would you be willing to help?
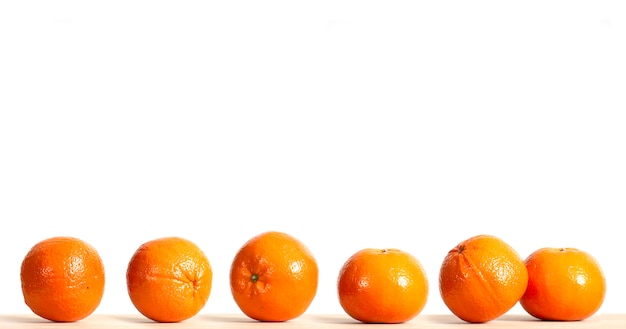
[126,237,212,323]
[337,248,429,323]
[439,234,528,323]
[20,236,105,322]
[230,231,319,322]
[520,247,606,321]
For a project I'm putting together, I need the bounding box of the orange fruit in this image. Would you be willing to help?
[20,236,105,322]
[439,234,528,323]
[520,247,606,321]
[337,248,429,323]
[126,237,212,322]
[229,231,318,322]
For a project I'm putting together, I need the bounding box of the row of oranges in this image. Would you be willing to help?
[19,231,606,324]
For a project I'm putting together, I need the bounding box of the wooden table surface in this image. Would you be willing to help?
[1,313,624,328]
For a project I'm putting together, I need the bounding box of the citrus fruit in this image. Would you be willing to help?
[439,234,528,323]
[126,237,212,322]
[20,236,105,322]
[229,231,318,322]
[520,247,606,321]
[337,248,429,323]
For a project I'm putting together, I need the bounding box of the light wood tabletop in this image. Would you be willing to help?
[1,313,624,328]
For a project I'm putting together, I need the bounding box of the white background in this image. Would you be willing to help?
[1,0,625,317]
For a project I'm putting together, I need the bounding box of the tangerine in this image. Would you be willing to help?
[439,234,528,323]
[126,237,212,322]
[337,248,428,323]
[20,236,105,322]
[520,247,606,321]
[229,231,318,322]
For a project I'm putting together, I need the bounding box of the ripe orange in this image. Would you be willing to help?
[337,248,429,323]
[20,236,105,322]
[126,237,212,322]
[229,231,318,322]
[439,234,528,323]
[520,247,606,321]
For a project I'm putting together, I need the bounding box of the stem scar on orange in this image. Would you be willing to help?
[20,236,105,322]
[229,231,319,322]
[438,234,528,323]
[520,247,606,321]
[337,248,429,323]
[126,237,212,323]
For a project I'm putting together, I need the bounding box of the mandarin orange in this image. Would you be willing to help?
[229,231,318,322]
[439,234,528,323]
[126,237,212,322]
[20,236,105,322]
[337,248,428,323]
[520,247,606,321]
